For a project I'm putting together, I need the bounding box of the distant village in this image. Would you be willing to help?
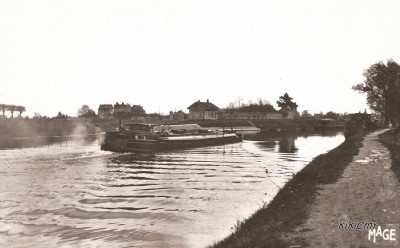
[97,99,298,121]
[0,94,373,123]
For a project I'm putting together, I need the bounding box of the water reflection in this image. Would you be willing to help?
[278,137,297,153]
[108,153,157,164]
[0,131,344,248]
[243,131,304,153]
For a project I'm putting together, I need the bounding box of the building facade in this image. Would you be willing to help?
[98,104,113,118]
[113,102,132,118]
[131,105,146,120]
[113,102,131,114]
[187,99,220,120]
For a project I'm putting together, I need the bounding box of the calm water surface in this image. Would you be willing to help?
[0,132,344,247]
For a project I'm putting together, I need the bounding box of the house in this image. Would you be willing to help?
[113,102,132,118]
[98,104,113,118]
[131,105,146,120]
[187,99,220,120]
[113,102,131,113]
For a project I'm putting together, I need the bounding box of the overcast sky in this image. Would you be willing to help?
[1,0,400,117]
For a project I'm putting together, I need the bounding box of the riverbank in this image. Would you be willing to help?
[211,130,367,247]
[284,129,399,247]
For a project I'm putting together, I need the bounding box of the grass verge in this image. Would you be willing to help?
[210,131,366,248]
[379,129,400,181]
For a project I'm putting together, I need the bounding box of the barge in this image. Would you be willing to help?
[100,123,242,152]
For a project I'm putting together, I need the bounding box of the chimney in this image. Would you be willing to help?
[207,99,209,103]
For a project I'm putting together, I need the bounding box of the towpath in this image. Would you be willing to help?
[285,129,400,247]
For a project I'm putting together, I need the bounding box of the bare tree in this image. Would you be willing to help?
[235,96,243,108]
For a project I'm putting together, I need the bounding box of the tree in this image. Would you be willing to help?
[238,103,276,113]
[0,104,8,118]
[257,98,270,106]
[353,59,400,126]
[83,109,97,118]
[16,106,26,117]
[0,104,25,118]
[8,105,17,118]
[394,73,400,128]
[325,111,340,120]
[77,105,96,118]
[77,104,91,117]
[235,96,243,108]
[225,98,277,113]
[301,110,312,118]
[226,102,235,109]
[54,111,69,119]
[276,93,298,111]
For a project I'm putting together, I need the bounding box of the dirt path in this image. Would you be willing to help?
[285,129,400,247]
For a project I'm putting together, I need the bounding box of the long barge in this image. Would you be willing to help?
[100,123,242,153]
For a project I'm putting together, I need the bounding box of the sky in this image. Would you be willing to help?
[1,0,400,117]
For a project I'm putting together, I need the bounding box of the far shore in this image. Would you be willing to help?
[0,117,343,139]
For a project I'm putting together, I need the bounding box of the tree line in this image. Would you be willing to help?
[0,104,26,118]
[225,93,298,113]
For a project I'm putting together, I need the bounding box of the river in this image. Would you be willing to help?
[0,131,344,248]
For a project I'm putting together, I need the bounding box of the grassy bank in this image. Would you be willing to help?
[379,129,400,181]
[211,131,366,248]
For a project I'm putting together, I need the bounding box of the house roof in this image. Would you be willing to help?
[131,105,145,113]
[98,104,113,110]
[114,103,131,109]
[187,100,219,111]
